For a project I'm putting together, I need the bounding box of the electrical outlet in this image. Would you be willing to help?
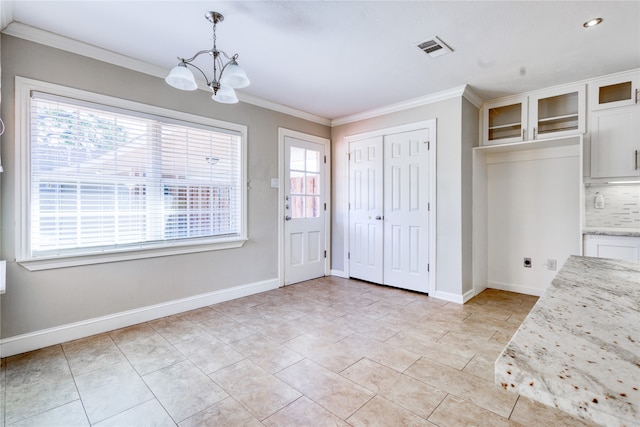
[547,259,557,270]
[523,257,532,268]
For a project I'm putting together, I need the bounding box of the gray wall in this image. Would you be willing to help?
[0,35,330,338]
[331,95,479,299]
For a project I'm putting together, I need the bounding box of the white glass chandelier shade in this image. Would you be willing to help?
[211,85,238,104]
[165,63,198,91]
[220,61,250,89]
[165,11,249,104]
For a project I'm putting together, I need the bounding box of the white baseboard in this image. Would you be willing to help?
[487,281,545,297]
[432,288,475,304]
[462,288,476,303]
[0,278,279,358]
[330,269,348,278]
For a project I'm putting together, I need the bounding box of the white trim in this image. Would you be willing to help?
[485,144,580,165]
[333,85,479,126]
[2,22,331,126]
[19,239,248,271]
[330,269,348,278]
[487,280,545,297]
[0,278,279,357]
[433,288,476,304]
[344,119,437,296]
[462,86,483,109]
[239,93,330,126]
[15,76,249,269]
[0,1,13,31]
[278,128,332,286]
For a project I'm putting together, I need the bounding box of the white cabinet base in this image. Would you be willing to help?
[583,234,640,261]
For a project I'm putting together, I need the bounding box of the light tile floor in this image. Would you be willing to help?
[1,276,596,426]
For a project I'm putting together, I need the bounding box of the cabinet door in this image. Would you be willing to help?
[589,71,640,110]
[584,235,640,261]
[529,85,585,140]
[590,106,640,178]
[482,97,527,145]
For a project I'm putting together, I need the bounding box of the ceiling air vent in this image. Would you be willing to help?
[416,36,453,58]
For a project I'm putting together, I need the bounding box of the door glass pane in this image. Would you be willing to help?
[306,150,320,172]
[290,147,305,171]
[291,196,305,218]
[290,171,305,194]
[306,173,320,195]
[306,196,320,218]
[288,146,322,219]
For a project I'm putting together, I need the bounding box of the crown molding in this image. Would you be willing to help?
[237,92,331,126]
[2,21,331,126]
[0,1,13,31]
[332,85,483,127]
[462,85,483,108]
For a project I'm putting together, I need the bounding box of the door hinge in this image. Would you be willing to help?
[348,202,351,210]
[324,155,327,164]
[427,263,430,272]
[324,250,327,258]
[427,141,430,150]
[348,153,351,161]
[324,203,327,211]
[348,252,350,260]
[428,202,430,211]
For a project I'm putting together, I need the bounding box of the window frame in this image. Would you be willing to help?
[15,77,248,271]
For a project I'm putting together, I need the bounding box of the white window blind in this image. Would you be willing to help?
[29,91,243,259]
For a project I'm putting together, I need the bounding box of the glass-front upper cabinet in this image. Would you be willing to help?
[483,96,527,145]
[589,70,640,110]
[528,85,585,140]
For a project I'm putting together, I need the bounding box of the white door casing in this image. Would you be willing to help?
[348,136,384,283]
[280,129,330,286]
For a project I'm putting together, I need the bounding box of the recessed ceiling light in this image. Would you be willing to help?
[583,18,603,28]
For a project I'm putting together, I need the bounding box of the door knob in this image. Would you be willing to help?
[375,215,382,220]
[285,215,292,221]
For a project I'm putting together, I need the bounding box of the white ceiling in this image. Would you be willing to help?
[3,1,640,120]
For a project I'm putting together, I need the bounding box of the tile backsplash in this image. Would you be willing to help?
[584,184,640,228]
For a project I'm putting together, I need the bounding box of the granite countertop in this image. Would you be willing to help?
[495,255,640,426]
[583,227,640,237]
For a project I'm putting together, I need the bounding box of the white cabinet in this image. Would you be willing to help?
[529,86,586,141]
[482,85,585,146]
[483,96,527,145]
[584,235,640,261]
[589,70,640,179]
[590,106,640,178]
[589,71,640,110]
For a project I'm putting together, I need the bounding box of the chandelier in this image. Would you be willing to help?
[165,11,250,104]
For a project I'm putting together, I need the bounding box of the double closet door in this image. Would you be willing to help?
[349,128,432,293]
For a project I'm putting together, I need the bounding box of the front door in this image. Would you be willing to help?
[283,136,327,285]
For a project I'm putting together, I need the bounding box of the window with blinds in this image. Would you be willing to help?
[27,91,245,260]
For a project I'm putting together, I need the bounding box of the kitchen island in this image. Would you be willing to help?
[495,255,639,426]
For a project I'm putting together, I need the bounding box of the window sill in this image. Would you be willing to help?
[17,238,248,271]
